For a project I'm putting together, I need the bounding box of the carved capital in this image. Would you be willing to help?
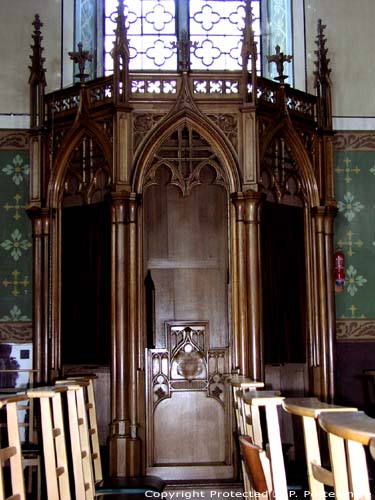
[111,192,128,224]
[110,418,130,437]
[312,205,337,234]
[231,193,246,222]
[27,206,50,236]
[324,206,338,235]
[231,191,263,223]
[41,208,50,235]
[312,206,326,232]
[243,190,264,223]
[111,192,141,224]
[127,193,141,224]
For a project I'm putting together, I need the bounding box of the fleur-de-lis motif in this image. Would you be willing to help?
[345,265,367,297]
[1,229,32,261]
[337,192,364,222]
[2,154,29,186]
[0,305,31,322]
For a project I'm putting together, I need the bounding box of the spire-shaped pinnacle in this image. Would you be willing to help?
[241,0,258,67]
[314,19,332,129]
[112,0,130,67]
[314,19,332,88]
[112,0,130,104]
[29,14,46,86]
[241,0,258,104]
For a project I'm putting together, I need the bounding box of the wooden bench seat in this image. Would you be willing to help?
[27,386,71,500]
[59,380,166,498]
[229,376,264,434]
[229,376,265,494]
[241,391,287,500]
[0,394,28,500]
[318,411,375,500]
[282,397,358,500]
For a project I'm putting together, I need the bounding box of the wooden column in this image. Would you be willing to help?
[231,194,248,375]
[27,207,50,385]
[231,191,264,381]
[313,207,335,402]
[109,191,141,476]
[324,206,337,403]
[243,191,264,382]
[127,193,141,474]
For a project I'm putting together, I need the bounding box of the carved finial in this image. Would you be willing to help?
[314,19,332,88]
[172,30,198,72]
[112,0,130,63]
[29,14,46,128]
[241,0,258,103]
[267,45,293,84]
[314,19,332,128]
[29,14,46,86]
[112,0,130,103]
[69,42,93,83]
[241,0,258,66]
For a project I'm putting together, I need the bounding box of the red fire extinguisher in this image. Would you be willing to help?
[334,248,345,292]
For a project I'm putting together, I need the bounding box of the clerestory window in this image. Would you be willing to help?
[74,0,293,83]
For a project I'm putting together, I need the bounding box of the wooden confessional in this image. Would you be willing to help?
[27,9,336,480]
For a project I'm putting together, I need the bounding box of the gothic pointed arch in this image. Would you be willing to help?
[48,120,113,208]
[132,110,241,195]
[259,120,320,207]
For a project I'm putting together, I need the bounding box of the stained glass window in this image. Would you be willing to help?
[75,0,100,79]
[104,0,177,72]
[188,0,261,71]
[100,0,292,78]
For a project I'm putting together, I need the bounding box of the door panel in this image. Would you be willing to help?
[146,324,232,479]
[154,391,225,464]
[143,166,232,479]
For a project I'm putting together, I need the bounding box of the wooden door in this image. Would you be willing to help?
[143,165,233,480]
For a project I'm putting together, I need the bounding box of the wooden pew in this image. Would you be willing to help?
[0,369,41,500]
[59,380,166,498]
[241,391,287,500]
[0,394,28,500]
[282,397,358,500]
[57,374,103,482]
[318,410,375,500]
[239,435,271,499]
[229,376,265,493]
[229,376,264,434]
[27,386,71,500]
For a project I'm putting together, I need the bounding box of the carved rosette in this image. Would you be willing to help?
[150,324,227,409]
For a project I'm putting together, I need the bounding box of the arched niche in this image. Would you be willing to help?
[140,123,234,480]
[259,128,317,396]
[56,133,112,367]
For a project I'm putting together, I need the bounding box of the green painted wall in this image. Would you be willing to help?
[334,151,375,320]
[0,150,32,322]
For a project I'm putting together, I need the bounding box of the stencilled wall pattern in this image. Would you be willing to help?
[0,132,32,341]
[334,133,375,341]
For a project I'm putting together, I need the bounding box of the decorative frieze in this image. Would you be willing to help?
[334,132,375,151]
[0,322,32,342]
[0,132,28,150]
[336,320,375,341]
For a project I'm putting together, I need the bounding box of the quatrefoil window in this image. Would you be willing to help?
[145,3,174,32]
